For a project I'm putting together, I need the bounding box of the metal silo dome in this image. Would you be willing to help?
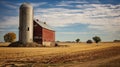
[20,3,32,8]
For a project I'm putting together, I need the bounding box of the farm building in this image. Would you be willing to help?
[19,3,55,46]
[33,19,55,46]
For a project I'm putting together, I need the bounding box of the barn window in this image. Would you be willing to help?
[28,27,29,31]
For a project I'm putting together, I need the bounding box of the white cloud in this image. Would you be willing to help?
[0,1,47,27]
[34,3,120,33]
[56,1,71,7]
[0,16,19,30]
[56,0,88,7]
[59,0,88,4]
[0,1,120,34]
[1,1,19,9]
[31,2,47,7]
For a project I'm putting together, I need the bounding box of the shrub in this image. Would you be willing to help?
[8,41,41,47]
[4,32,16,42]
[86,40,93,44]
[55,43,59,47]
[92,36,101,43]
[114,40,120,42]
[76,38,80,43]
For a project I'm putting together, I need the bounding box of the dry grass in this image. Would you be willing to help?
[0,42,120,67]
[98,57,120,67]
[0,42,10,47]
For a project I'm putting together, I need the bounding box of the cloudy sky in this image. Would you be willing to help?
[0,0,120,42]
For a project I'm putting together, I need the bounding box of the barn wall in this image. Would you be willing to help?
[42,28,55,46]
[33,21,42,44]
[42,28,55,42]
[33,21,55,46]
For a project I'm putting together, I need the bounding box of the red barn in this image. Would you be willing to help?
[33,19,55,46]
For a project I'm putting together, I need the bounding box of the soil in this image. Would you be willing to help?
[2,46,120,67]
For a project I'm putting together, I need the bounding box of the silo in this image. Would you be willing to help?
[19,3,33,44]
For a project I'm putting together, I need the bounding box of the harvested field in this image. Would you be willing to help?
[0,42,120,67]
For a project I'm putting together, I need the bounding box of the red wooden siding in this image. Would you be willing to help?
[33,21,42,44]
[42,28,55,42]
[33,21,55,44]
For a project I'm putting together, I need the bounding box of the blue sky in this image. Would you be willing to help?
[0,0,120,42]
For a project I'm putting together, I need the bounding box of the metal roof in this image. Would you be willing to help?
[34,19,54,31]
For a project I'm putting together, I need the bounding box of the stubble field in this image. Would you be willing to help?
[0,42,120,67]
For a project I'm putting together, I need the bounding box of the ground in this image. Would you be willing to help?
[0,42,120,67]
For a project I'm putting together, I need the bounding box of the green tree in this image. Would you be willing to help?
[92,36,101,43]
[4,32,16,42]
[76,38,80,43]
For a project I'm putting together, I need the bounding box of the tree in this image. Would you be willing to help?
[92,36,101,43]
[114,40,120,42]
[4,32,16,42]
[76,38,80,43]
[86,40,93,44]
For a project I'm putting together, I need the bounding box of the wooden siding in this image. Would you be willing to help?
[33,21,42,44]
[42,28,55,42]
[33,21,55,44]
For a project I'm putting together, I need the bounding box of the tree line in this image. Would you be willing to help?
[76,36,101,43]
[3,32,119,43]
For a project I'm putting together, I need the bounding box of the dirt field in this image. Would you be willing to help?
[0,42,120,67]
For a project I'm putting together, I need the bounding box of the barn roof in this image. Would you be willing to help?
[34,19,54,31]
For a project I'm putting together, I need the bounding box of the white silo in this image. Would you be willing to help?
[19,3,33,44]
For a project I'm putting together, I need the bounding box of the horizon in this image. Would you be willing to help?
[0,0,120,42]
